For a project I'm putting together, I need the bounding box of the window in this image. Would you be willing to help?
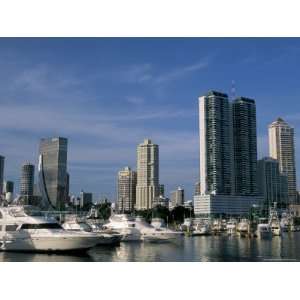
[21,223,62,230]
[5,225,18,231]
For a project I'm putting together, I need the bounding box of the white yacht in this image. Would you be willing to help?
[269,208,281,236]
[256,218,272,239]
[135,216,180,242]
[0,205,100,252]
[192,222,211,236]
[151,218,166,229]
[62,217,122,245]
[226,219,237,235]
[280,212,293,232]
[212,219,222,234]
[181,218,193,232]
[237,219,250,237]
[103,214,142,242]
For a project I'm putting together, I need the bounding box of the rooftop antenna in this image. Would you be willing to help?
[231,80,236,100]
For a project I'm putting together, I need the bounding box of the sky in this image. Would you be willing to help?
[0,38,300,201]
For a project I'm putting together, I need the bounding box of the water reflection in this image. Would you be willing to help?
[1,233,300,262]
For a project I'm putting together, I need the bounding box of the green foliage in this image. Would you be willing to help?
[95,201,112,220]
[135,205,194,225]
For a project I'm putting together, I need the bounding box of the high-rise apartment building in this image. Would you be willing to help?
[257,157,288,210]
[3,180,14,194]
[20,162,35,203]
[269,118,297,203]
[136,139,159,210]
[38,137,68,210]
[80,190,93,208]
[232,97,258,195]
[195,91,262,216]
[0,155,4,195]
[3,180,14,202]
[117,166,137,213]
[170,186,184,209]
[199,91,234,195]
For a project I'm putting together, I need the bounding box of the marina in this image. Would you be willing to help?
[1,203,300,261]
[1,232,300,262]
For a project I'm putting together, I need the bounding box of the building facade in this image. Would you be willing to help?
[257,157,288,210]
[194,194,263,217]
[136,139,159,210]
[117,166,137,213]
[232,97,258,196]
[3,180,14,202]
[269,118,297,203]
[196,91,261,216]
[20,162,35,204]
[0,155,4,196]
[80,190,93,208]
[38,137,68,210]
[199,91,234,195]
[170,186,185,209]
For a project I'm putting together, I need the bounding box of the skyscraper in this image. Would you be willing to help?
[195,91,262,217]
[232,97,258,195]
[136,139,159,210]
[269,118,297,203]
[3,180,14,202]
[199,91,234,195]
[117,166,137,213]
[257,157,288,210]
[20,162,35,203]
[170,186,184,209]
[38,137,68,210]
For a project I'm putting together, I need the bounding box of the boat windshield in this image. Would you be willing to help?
[20,223,63,230]
[23,206,45,216]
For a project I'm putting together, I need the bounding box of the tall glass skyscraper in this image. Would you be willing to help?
[199,91,234,195]
[232,97,258,196]
[38,137,68,210]
[20,162,35,204]
[195,91,262,217]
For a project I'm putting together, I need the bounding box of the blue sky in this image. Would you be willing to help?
[0,38,300,201]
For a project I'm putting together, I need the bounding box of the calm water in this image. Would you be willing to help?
[1,232,300,262]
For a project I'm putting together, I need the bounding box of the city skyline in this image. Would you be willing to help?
[0,38,300,200]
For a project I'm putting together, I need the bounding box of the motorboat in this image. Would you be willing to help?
[237,219,250,237]
[180,218,193,232]
[192,222,211,236]
[151,218,166,229]
[226,219,237,235]
[62,217,122,245]
[212,219,222,235]
[103,214,142,242]
[280,212,293,232]
[135,216,180,242]
[0,205,100,252]
[256,218,272,239]
[269,208,281,236]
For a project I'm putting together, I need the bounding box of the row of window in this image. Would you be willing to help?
[0,223,62,231]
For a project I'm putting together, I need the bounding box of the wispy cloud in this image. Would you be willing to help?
[155,58,210,84]
[118,63,153,84]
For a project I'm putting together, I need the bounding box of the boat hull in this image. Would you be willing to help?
[0,235,99,252]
